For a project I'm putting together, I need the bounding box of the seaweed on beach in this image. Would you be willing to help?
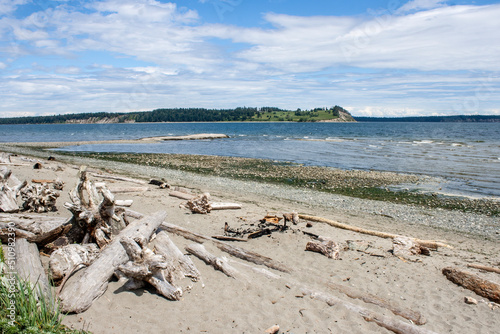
[56,152,499,217]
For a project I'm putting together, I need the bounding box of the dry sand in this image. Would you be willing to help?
[2,153,499,334]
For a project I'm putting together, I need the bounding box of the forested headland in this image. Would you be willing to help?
[0,106,354,124]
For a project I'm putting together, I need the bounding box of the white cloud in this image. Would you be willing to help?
[0,0,499,117]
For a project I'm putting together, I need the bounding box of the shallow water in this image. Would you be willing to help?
[1,122,499,198]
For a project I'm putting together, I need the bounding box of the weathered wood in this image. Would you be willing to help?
[49,243,100,282]
[467,263,500,275]
[212,235,248,242]
[301,287,438,334]
[20,183,60,213]
[306,239,341,259]
[58,211,167,313]
[90,172,147,185]
[0,213,72,244]
[442,267,500,303]
[108,186,149,193]
[115,199,133,207]
[13,239,52,302]
[186,193,211,214]
[327,282,426,325]
[210,202,242,210]
[161,223,292,273]
[393,236,430,261]
[169,191,196,200]
[185,243,239,278]
[153,231,201,283]
[0,169,27,213]
[299,214,452,249]
[64,166,125,247]
[118,236,182,301]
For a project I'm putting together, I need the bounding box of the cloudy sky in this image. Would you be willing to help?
[1,0,499,117]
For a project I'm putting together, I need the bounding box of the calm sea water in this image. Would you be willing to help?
[1,122,499,198]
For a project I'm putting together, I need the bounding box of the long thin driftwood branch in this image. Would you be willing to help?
[299,214,452,249]
[161,223,291,273]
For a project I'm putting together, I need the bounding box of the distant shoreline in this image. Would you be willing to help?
[354,115,500,122]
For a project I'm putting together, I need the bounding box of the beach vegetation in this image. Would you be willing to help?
[0,242,90,334]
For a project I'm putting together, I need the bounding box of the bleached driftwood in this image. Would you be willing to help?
[299,214,452,249]
[0,169,27,213]
[185,243,239,278]
[169,190,195,200]
[58,211,167,313]
[49,243,100,282]
[210,202,242,210]
[306,239,341,259]
[108,186,149,193]
[0,213,72,245]
[301,287,438,334]
[20,183,60,213]
[186,193,211,214]
[442,267,500,303]
[327,282,427,325]
[115,199,133,207]
[467,263,500,275]
[392,236,430,261]
[153,231,201,283]
[118,236,182,301]
[12,239,52,302]
[90,172,147,185]
[161,223,292,273]
[64,166,124,248]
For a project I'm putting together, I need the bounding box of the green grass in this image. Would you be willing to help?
[248,109,343,122]
[0,242,89,334]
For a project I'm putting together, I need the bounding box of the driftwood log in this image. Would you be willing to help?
[328,282,427,325]
[185,243,239,278]
[161,223,291,273]
[0,213,72,245]
[12,239,52,302]
[64,166,125,248]
[49,243,100,282]
[118,236,182,301]
[169,190,195,200]
[58,211,167,313]
[153,231,201,283]
[90,172,147,185]
[392,236,430,261]
[299,214,452,249]
[301,287,438,334]
[467,263,500,275]
[442,267,500,303]
[306,239,341,259]
[210,202,242,210]
[0,169,27,213]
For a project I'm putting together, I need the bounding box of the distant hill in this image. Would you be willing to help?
[0,106,355,124]
[354,115,500,122]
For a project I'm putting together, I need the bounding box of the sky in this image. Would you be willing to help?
[0,0,499,117]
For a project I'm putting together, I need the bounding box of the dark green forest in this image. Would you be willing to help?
[0,106,353,124]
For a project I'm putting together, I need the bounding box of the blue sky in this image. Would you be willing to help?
[1,0,499,117]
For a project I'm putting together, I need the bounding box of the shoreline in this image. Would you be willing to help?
[1,144,498,238]
[3,139,498,216]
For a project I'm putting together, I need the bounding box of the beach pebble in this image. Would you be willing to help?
[464,297,478,305]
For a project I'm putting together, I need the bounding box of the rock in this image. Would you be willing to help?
[464,296,478,305]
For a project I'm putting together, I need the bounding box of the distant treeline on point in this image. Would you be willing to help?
[0,106,354,124]
[354,115,500,122]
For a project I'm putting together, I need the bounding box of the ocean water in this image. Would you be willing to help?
[1,122,499,198]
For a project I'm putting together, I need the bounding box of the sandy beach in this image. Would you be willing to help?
[1,150,499,334]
